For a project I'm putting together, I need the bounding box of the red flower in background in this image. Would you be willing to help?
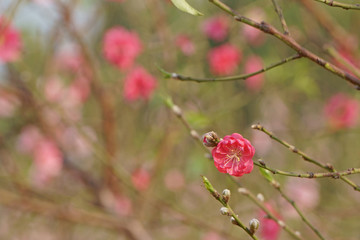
[0,17,22,63]
[103,27,142,71]
[131,168,151,191]
[124,66,157,101]
[324,93,359,129]
[208,44,241,76]
[175,34,195,56]
[211,133,255,177]
[202,16,229,42]
[258,203,282,240]
[245,55,264,91]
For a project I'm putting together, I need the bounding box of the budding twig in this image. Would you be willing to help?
[238,187,304,240]
[252,124,360,191]
[313,0,360,10]
[209,0,360,89]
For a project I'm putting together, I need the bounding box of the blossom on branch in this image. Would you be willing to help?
[211,133,255,177]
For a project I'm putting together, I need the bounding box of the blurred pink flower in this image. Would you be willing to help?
[0,18,22,63]
[202,16,229,42]
[103,27,142,71]
[33,139,63,184]
[17,126,43,154]
[164,169,185,191]
[114,195,133,216]
[44,77,65,102]
[201,231,224,240]
[259,203,281,240]
[175,34,195,56]
[208,44,241,75]
[282,178,320,217]
[131,168,151,191]
[242,8,266,46]
[68,75,91,104]
[324,93,359,129]
[0,93,19,117]
[55,46,84,73]
[245,55,264,91]
[123,66,157,101]
[211,133,255,177]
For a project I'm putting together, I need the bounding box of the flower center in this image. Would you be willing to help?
[226,149,242,162]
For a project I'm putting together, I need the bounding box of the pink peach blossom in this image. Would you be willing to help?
[245,55,264,91]
[208,44,241,76]
[211,133,255,177]
[324,93,359,129]
[131,168,151,191]
[123,66,157,101]
[259,203,281,240]
[175,34,195,56]
[114,195,133,216]
[17,126,43,154]
[242,8,266,46]
[103,27,142,71]
[202,16,229,42]
[33,139,63,184]
[0,18,22,63]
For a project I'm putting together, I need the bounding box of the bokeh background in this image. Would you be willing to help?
[0,0,360,239]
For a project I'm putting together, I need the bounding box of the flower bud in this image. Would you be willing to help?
[230,216,237,225]
[220,207,230,216]
[249,218,260,234]
[222,189,231,203]
[202,131,219,147]
[172,105,182,117]
[256,193,265,202]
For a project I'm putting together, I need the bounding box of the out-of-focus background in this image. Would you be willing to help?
[0,0,360,239]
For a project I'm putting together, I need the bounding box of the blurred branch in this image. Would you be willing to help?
[208,0,360,89]
[160,54,301,82]
[313,0,360,10]
[238,187,304,240]
[202,176,260,239]
[270,0,290,35]
[0,187,141,240]
[251,124,360,191]
[325,45,360,79]
[297,0,356,53]
[254,161,360,179]
[58,2,119,193]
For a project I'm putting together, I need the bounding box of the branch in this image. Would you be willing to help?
[238,187,304,240]
[160,54,301,82]
[208,0,360,89]
[325,45,360,79]
[270,0,290,35]
[252,124,360,191]
[313,0,360,10]
[255,161,360,179]
[202,176,260,239]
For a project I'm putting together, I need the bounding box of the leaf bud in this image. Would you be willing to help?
[222,189,231,203]
[249,218,260,234]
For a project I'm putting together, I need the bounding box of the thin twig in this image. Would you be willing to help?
[313,0,360,10]
[208,0,360,89]
[251,124,360,191]
[254,161,360,179]
[325,45,360,79]
[238,187,304,240]
[202,176,260,240]
[270,181,326,240]
[160,54,301,82]
[270,0,290,35]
